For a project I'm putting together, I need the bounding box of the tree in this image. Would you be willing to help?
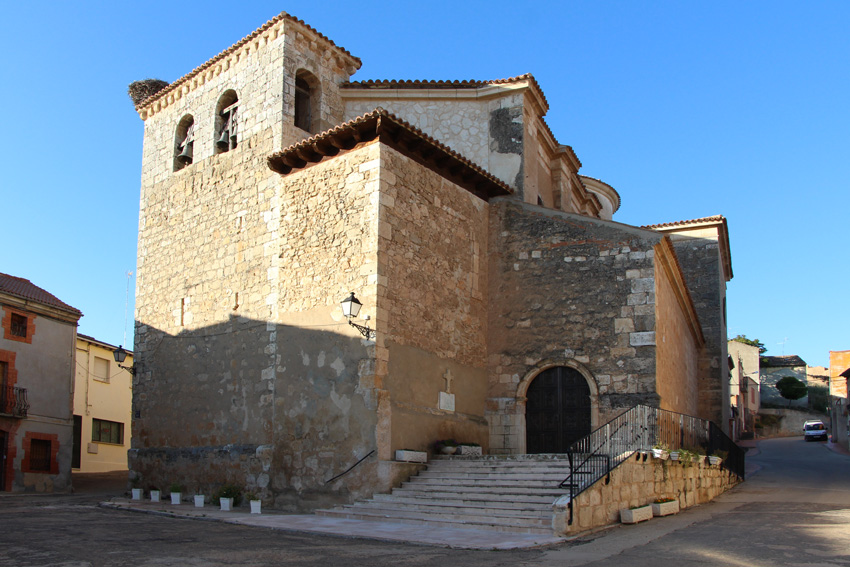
[775,376,807,407]
[730,334,767,354]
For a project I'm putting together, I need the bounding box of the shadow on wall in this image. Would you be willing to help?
[129,313,380,511]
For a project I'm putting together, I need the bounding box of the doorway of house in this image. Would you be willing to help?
[526,366,591,453]
[0,430,6,490]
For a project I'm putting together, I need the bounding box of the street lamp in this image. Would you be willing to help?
[113,345,135,375]
[340,292,375,339]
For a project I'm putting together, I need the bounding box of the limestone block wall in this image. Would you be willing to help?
[554,453,741,535]
[343,91,525,191]
[486,200,666,454]
[375,145,491,455]
[654,244,700,415]
[667,234,728,427]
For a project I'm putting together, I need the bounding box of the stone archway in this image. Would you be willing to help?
[517,360,599,454]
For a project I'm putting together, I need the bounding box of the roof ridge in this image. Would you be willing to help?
[640,215,726,230]
[135,11,361,111]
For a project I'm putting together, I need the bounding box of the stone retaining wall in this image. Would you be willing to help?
[553,452,741,535]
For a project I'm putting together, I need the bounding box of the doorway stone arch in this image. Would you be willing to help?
[516,359,600,454]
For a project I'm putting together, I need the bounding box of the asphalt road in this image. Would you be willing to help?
[1,438,848,566]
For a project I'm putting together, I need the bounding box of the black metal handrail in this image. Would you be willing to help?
[325,450,375,484]
[560,405,745,524]
[0,385,29,418]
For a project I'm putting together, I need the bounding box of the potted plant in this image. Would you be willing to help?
[169,482,184,505]
[214,484,241,511]
[651,444,669,460]
[651,498,680,517]
[149,487,161,503]
[193,492,206,507]
[709,449,727,465]
[131,475,143,500]
[247,492,261,514]
[620,503,653,524]
[434,439,458,455]
[456,442,482,456]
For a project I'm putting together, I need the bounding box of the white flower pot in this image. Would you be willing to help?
[250,500,261,514]
[651,449,669,460]
[651,500,680,517]
[194,495,205,508]
[620,505,653,524]
[220,497,233,511]
[395,450,427,463]
[440,446,457,455]
[170,492,181,505]
[150,490,161,503]
[131,488,142,500]
[670,451,680,461]
[709,456,721,465]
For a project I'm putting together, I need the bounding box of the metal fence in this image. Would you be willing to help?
[0,385,29,418]
[560,405,745,524]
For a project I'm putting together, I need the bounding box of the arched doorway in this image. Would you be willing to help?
[525,366,591,453]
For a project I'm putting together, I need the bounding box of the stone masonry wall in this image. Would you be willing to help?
[377,145,491,455]
[554,452,741,535]
[668,235,728,427]
[487,200,665,454]
[654,244,700,415]
[343,91,525,191]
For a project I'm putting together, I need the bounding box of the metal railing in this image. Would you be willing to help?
[0,385,29,418]
[560,405,745,524]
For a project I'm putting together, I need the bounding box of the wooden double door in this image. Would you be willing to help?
[526,366,591,453]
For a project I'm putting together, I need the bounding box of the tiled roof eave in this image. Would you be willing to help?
[136,11,361,114]
[267,109,513,201]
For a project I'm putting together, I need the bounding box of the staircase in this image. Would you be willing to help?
[316,455,571,534]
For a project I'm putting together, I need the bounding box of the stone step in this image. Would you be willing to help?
[316,508,554,535]
[332,504,551,528]
[390,487,564,504]
[419,465,573,475]
[400,480,566,494]
[352,499,552,518]
[405,477,564,489]
[372,492,566,510]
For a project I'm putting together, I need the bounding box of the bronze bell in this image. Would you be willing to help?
[177,142,193,164]
[216,129,231,150]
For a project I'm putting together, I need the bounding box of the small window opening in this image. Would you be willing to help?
[294,77,312,132]
[29,439,52,472]
[294,70,321,134]
[10,314,27,338]
[215,91,239,154]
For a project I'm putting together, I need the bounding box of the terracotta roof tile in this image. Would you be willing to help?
[0,273,81,316]
[342,73,549,110]
[135,11,361,111]
[268,108,512,201]
[640,215,726,230]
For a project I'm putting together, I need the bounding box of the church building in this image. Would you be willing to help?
[129,12,732,511]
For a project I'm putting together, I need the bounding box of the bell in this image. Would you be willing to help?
[216,129,231,150]
[177,142,193,164]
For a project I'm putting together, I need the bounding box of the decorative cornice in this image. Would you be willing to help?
[643,215,732,281]
[267,108,513,201]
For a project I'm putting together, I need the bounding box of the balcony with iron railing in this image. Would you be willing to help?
[0,384,29,418]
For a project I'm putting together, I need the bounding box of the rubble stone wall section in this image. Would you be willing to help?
[486,201,666,454]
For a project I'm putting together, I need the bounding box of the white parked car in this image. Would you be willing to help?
[803,420,828,442]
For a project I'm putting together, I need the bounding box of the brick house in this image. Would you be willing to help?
[128,12,733,511]
[0,273,82,492]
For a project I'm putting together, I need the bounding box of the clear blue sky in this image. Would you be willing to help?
[1,2,847,367]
